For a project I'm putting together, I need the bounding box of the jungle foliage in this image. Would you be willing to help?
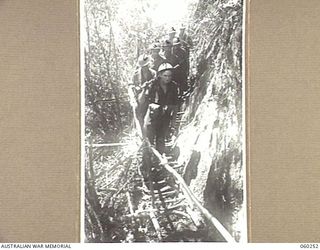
[84,0,244,243]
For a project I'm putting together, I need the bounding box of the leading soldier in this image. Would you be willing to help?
[139,63,179,154]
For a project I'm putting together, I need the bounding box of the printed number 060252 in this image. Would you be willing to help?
[300,244,319,249]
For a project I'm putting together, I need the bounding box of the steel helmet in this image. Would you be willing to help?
[172,37,181,46]
[157,63,174,73]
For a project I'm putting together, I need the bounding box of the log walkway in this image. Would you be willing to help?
[86,85,235,242]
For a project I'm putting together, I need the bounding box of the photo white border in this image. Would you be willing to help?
[79,0,248,243]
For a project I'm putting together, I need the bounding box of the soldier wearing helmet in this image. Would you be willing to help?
[149,42,166,72]
[139,63,179,154]
[161,39,175,66]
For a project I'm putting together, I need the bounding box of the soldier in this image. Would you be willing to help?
[133,54,156,87]
[161,39,175,66]
[178,24,193,56]
[140,63,179,154]
[132,54,156,128]
[172,37,188,92]
[167,27,176,44]
[149,42,165,72]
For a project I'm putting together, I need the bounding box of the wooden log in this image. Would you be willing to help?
[127,77,235,242]
[185,206,202,227]
[154,197,185,205]
[149,145,236,243]
[149,210,162,240]
[126,191,134,215]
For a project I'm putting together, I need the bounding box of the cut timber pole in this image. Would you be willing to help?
[126,191,134,215]
[149,210,162,241]
[150,145,236,243]
[126,76,234,242]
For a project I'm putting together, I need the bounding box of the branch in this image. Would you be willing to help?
[85,197,105,242]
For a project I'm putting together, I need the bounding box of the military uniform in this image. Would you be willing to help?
[151,54,166,72]
[172,46,188,92]
[132,68,156,87]
[143,78,179,154]
[179,32,193,55]
[132,68,156,129]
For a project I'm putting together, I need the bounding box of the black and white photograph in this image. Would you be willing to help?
[82,0,246,243]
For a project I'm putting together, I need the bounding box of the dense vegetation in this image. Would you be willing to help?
[84,0,244,243]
